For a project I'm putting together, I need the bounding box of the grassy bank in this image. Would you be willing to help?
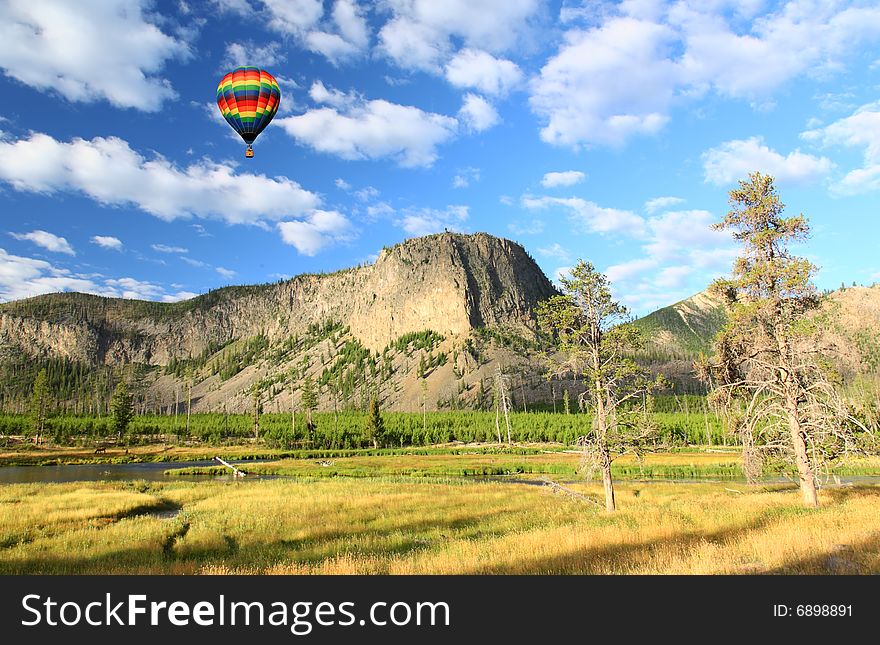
[165,450,880,481]
[0,477,877,574]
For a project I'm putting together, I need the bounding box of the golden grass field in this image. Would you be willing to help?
[1,475,877,575]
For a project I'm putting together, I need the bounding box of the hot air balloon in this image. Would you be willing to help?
[216,66,281,158]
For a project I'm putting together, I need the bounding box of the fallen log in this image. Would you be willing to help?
[539,477,603,508]
[214,456,246,477]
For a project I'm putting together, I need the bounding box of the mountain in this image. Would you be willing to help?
[0,233,559,413]
[633,290,728,358]
[1,231,877,413]
[631,283,880,388]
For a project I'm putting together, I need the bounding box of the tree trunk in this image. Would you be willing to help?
[601,457,616,513]
[787,402,818,507]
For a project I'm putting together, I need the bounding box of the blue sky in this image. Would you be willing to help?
[1,0,880,316]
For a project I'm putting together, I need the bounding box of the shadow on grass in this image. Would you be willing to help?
[765,532,880,574]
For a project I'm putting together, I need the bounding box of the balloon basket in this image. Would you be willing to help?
[245,145,254,158]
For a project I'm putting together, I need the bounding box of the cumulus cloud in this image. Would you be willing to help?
[0,132,320,225]
[215,266,237,279]
[541,170,585,188]
[0,247,196,303]
[603,209,737,313]
[452,167,480,189]
[396,205,469,237]
[304,0,370,63]
[0,0,186,111]
[277,210,354,255]
[530,17,676,147]
[530,2,880,148]
[522,195,646,237]
[308,80,359,108]
[605,258,658,284]
[644,195,684,213]
[444,49,523,96]
[91,235,123,251]
[701,136,833,185]
[246,0,368,64]
[377,0,540,72]
[223,41,285,68]
[802,101,880,194]
[536,243,571,262]
[9,230,74,255]
[277,88,458,167]
[458,94,500,133]
[262,0,324,35]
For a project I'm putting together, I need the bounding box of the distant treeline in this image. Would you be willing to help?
[0,406,729,449]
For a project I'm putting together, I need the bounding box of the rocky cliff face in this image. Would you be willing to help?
[0,232,556,365]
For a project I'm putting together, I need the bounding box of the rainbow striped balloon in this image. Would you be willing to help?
[216,67,281,155]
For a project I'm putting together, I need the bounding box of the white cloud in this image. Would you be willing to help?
[0,249,95,301]
[366,202,394,220]
[522,195,646,237]
[644,210,732,264]
[0,0,186,111]
[309,80,359,108]
[702,136,833,185]
[541,170,585,188]
[91,235,123,251]
[211,0,253,12]
[802,101,880,195]
[152,244,188,254]
[277,91,458,167]
[604,209,737,312]
[223,41,285,68]
[355,186,380,202]
[396,205,469,237]
[508,219,544,236]
[252,0,368,64]
[644,195,684,213]
[378,0,540,72]
[180,257,208,268]
[262,0,324,35]
[458,94,500,133]
[444,49,523,96]
[452,167,480,189]
[537,243,570,262]
[0,247,196,303]
[331,0,370,49]
[530,17,676,147]
[163,290,199,302]
[605,258,658,284]
[303,0,370,63]
[215,266,237,279]
[0,132,320,224]
[530,2,880,148]
[277,210,354,255]
[335,178,352,191]
[9,230,74,255]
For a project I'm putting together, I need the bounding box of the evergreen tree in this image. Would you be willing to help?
[111,379,134,439]
[30,368,50,444]
[538,261,666,512]
[301,375,318,442]
[698,172,865,507]
[364,398,385,448]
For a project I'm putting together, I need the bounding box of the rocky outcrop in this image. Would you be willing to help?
[0,232,557,364]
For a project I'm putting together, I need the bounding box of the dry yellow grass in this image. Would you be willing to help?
[0,478,876,575]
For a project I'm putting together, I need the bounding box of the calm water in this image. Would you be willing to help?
[0,460,269,484]
[0,462,877,486]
